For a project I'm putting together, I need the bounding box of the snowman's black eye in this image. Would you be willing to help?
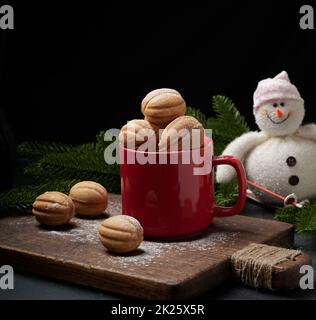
[273,103,278,108]
[280,102,285,107]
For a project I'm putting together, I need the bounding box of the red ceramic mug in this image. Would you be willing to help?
[120,136,246,239]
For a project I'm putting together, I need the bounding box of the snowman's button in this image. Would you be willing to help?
[289,175,299,186]
[286,156,297,167]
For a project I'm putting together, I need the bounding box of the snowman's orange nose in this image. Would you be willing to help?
[276,107,284,119]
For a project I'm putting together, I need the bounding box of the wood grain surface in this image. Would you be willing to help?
[0,194,294,299]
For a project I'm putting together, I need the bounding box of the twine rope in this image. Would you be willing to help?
[231,243,302,290]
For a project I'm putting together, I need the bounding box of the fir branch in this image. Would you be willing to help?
[296,203,316,233]
[0,180,78,214]
[96,130,108,150]
[24,144,120,194]
[215,180,238,207]
[275,202,316,233]
[208,96,249,155]
[187,98,247,206]
[186,106,208,127]
[27,163,120,194]
[274,205,298,226]
[96,130,106,146]
[210,95,249,136]
[18,141,74,158]
[31,147,117,175]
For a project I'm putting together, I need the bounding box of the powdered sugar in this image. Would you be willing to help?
[106,231,238,268]
[52,203,61,209]
[7,211,238,269]
[40,217,100,244]
[40,216,238,267]
[6,215,33,225]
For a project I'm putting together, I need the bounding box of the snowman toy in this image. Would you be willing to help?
[216,71,316,206]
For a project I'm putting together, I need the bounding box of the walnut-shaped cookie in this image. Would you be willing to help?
[119,119,158,149]
[32,191,75,226]
[69,181,108,217]
[158,115,204,151]
[99,215,143,253]
[141,88,186,129]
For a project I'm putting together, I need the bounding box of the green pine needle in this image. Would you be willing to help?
[24,145,120,194]
[215,179,238,207]
[0,180,78,214]
[186,97,249,156]
[186,106,208,127]
[208,95,250,155]
[186,97,248,206]
[18,141,74,158]
[275,202,316,233]
[1,130,121,215]
[210,95,249,135]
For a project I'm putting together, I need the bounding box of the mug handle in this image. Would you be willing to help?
[212,155,247,217]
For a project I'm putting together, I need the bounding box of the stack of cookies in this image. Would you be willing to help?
[119,88,205,151]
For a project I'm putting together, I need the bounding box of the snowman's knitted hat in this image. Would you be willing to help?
[253,71,304,109]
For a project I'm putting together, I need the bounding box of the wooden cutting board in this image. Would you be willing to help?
[0,194,294,299]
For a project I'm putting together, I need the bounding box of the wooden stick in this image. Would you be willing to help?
[247,180,285,201]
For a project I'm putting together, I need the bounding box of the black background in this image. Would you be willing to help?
[0,1,316,190]
[1,1,316,144]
